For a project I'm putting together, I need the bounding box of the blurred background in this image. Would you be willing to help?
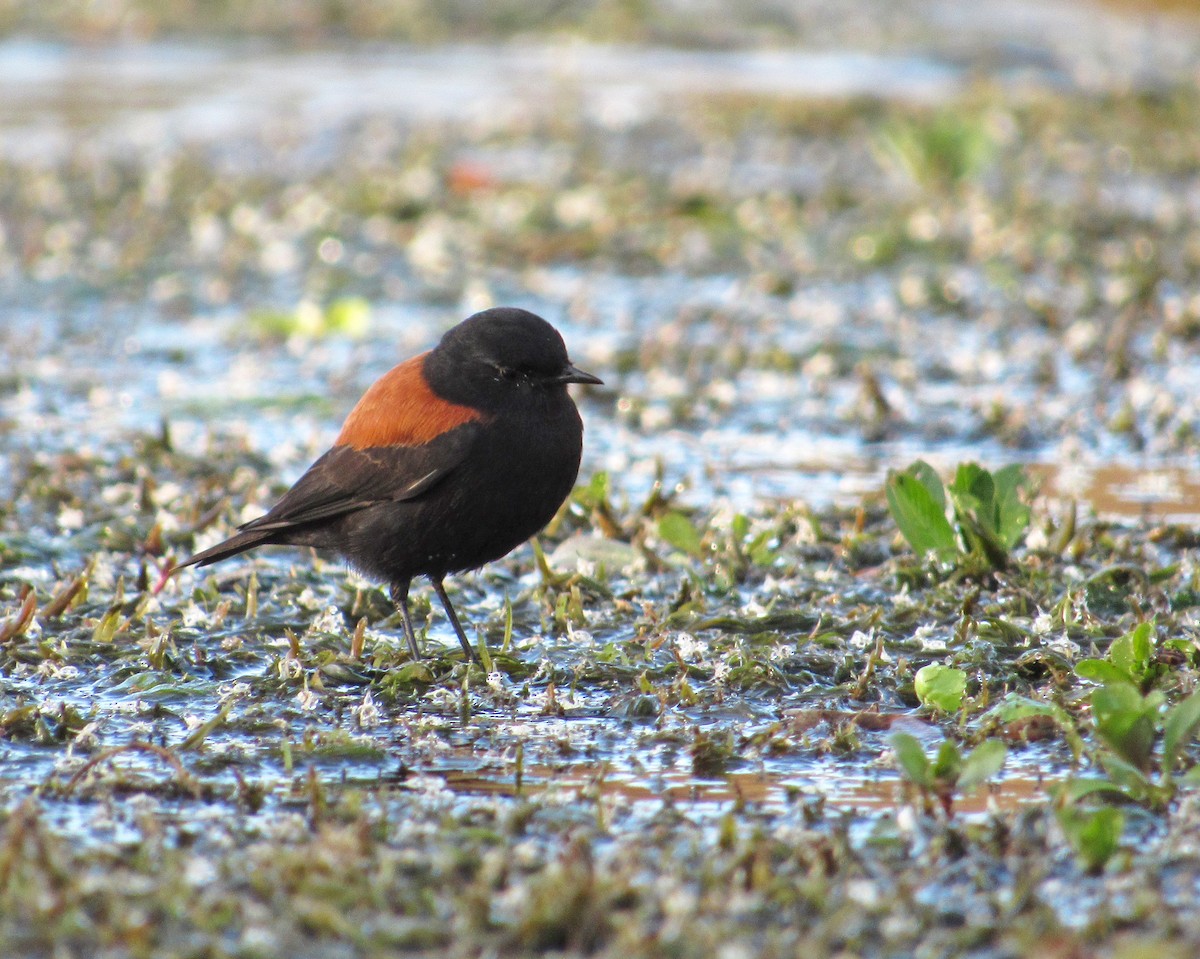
[2,0,1200,519]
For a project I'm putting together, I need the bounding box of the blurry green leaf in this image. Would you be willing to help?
[949,462,994,516]
[957,739,1007,791]
[908,460,947,510]
[992,464,1032,548]
[948,464,1007,566]
[890,732,932,788]
[1163,689,1200,776]
[179,705,231,751]
[1109,621,1153,682]
[658,511,704,557]
[1092,683,1162,772]
[1096,751,1154,795]
[1180,765,1200,786]
[1058,805,1124,874]
[1057,777,1132,805]
[914,663,967,712]
[731,514,750,541]
[930,739,963,780]
[886,466,957,560]
[1075,659,1133,686]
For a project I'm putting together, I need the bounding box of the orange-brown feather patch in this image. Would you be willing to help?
[336,353,486,449]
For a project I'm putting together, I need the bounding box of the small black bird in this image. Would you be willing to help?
[174,307,602,660]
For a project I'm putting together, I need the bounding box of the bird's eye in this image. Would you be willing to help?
[495,365,536,385]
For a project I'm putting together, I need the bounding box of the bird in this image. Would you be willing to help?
[173,307,602,661]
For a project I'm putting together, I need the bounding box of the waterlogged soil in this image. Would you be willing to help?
[6,2,1200,956]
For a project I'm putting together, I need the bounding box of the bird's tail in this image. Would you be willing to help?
[173,528,277,572]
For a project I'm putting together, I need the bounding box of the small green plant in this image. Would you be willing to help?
[658,511,704,558]
[914,663,967,712]
[1064,682,1200,809]
[1075,620,1165,693]
[886,460,1031,571]
[1056,804,1125,875]
[890,731,1007,815]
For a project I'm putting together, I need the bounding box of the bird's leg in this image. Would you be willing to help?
[432,578,479,663]
[390,579,422,661]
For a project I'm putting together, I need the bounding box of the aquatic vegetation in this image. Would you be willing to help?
[886,460,1032,573]
[913,662,967,712]
[890,731,1008,815]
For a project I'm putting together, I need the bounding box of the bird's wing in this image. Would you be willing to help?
[237,424,479,535]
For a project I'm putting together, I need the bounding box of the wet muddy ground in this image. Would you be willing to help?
[5,1,1200,956]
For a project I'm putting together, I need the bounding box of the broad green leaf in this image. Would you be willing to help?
[1092,684,1161,772]
[1163,689,1200,775]
[1057,777,1134,805]
[1075,659,1133,686]
[957,740,1007,791]
[886,470,957,560]
[915,664,967,712]
[1097,749,1154,794]
[992,463,1032,548]
[1058,805,1124,874]
[1091,681,1145,716]
[907,460,947,510]
[890,732,933,787]
[658,511,704,557]
[948,480,1010,567]
[1109,621,1153,682]
[931,739,963,780]
[950,463,995,519]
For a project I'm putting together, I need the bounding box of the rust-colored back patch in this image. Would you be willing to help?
[336,353,486,449]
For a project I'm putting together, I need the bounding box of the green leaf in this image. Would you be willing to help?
[1057,777,1134,805]
[658,512,704,557]
[1097,750,1153,796]
[1163,689,1200,776]
[576,471,611,509]
[1058,805,1124,874]
[1092,684,1162,771]
[886,467,957,560]
[957,740,1007,791]
[907,460,947,510]
[991,463,1032,548]
[930,739,963,780]
[914,664,967,712]
[950,462,995,519]
[1109,621,1153,682]
[890,732,933,787]
[1075,659,1134,686]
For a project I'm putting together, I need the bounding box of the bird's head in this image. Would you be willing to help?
[427,307,601,411]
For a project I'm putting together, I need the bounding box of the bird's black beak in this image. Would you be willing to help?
[557,363,603,386]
